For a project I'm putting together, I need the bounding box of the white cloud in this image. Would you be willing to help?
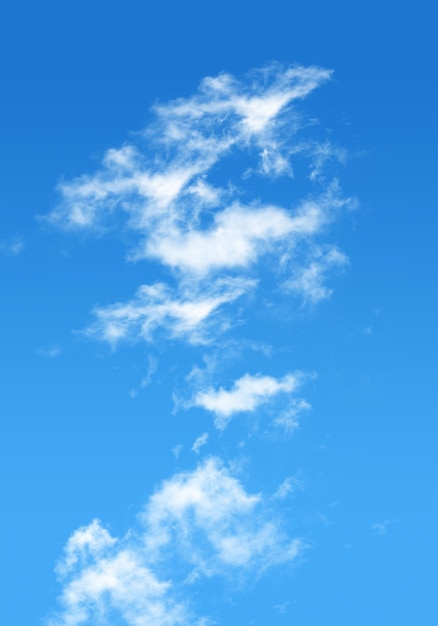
[142,458,303,573]
[86,277,256,347]
[308,141,348,183]
[144,198,328,276]
[192,372,304,429]
[47,65,341,281]
[191,432,209,454]
[56,518,117,578]
[46,64,352,352]
[51,541,190,626]
[48,459,303,626]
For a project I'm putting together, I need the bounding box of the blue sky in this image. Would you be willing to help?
[1,1,437,625]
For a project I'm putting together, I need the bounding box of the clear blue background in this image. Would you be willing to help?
[1,1,437,624]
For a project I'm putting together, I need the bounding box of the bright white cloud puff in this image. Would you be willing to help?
[49,459,303,626]
[193,372,305,429]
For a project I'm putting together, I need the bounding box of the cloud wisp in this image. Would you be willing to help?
[371,519,395,536]
[191,432,209,454]
[0,235,24,256]
[36,344,62,358]
[49,459,303,626]
[85,276,256,347]
[284,245,348,303]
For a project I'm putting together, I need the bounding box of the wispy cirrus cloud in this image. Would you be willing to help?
[48,459,303,626]
[284,246,348,303]
[272,399,311,433]
[86,276,256,347]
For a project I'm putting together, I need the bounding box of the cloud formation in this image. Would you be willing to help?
[47,64,350,348]
[49,459,303,626]
[86,277,256,347]
[142,458,302,573]
[45,63,350,626]
[192,372,304,429]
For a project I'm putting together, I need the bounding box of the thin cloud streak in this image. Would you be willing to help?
[191,432,209,454]
[284,246,348,303]
[86,277,256,347]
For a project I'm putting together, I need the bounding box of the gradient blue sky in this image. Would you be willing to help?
[1,2,437,625]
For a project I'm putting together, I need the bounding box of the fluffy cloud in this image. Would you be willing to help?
[142,458,303,572]
[192,372,304,429]
[144,198,328,276]
[50,541,190,626]
[48,459,303,626]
